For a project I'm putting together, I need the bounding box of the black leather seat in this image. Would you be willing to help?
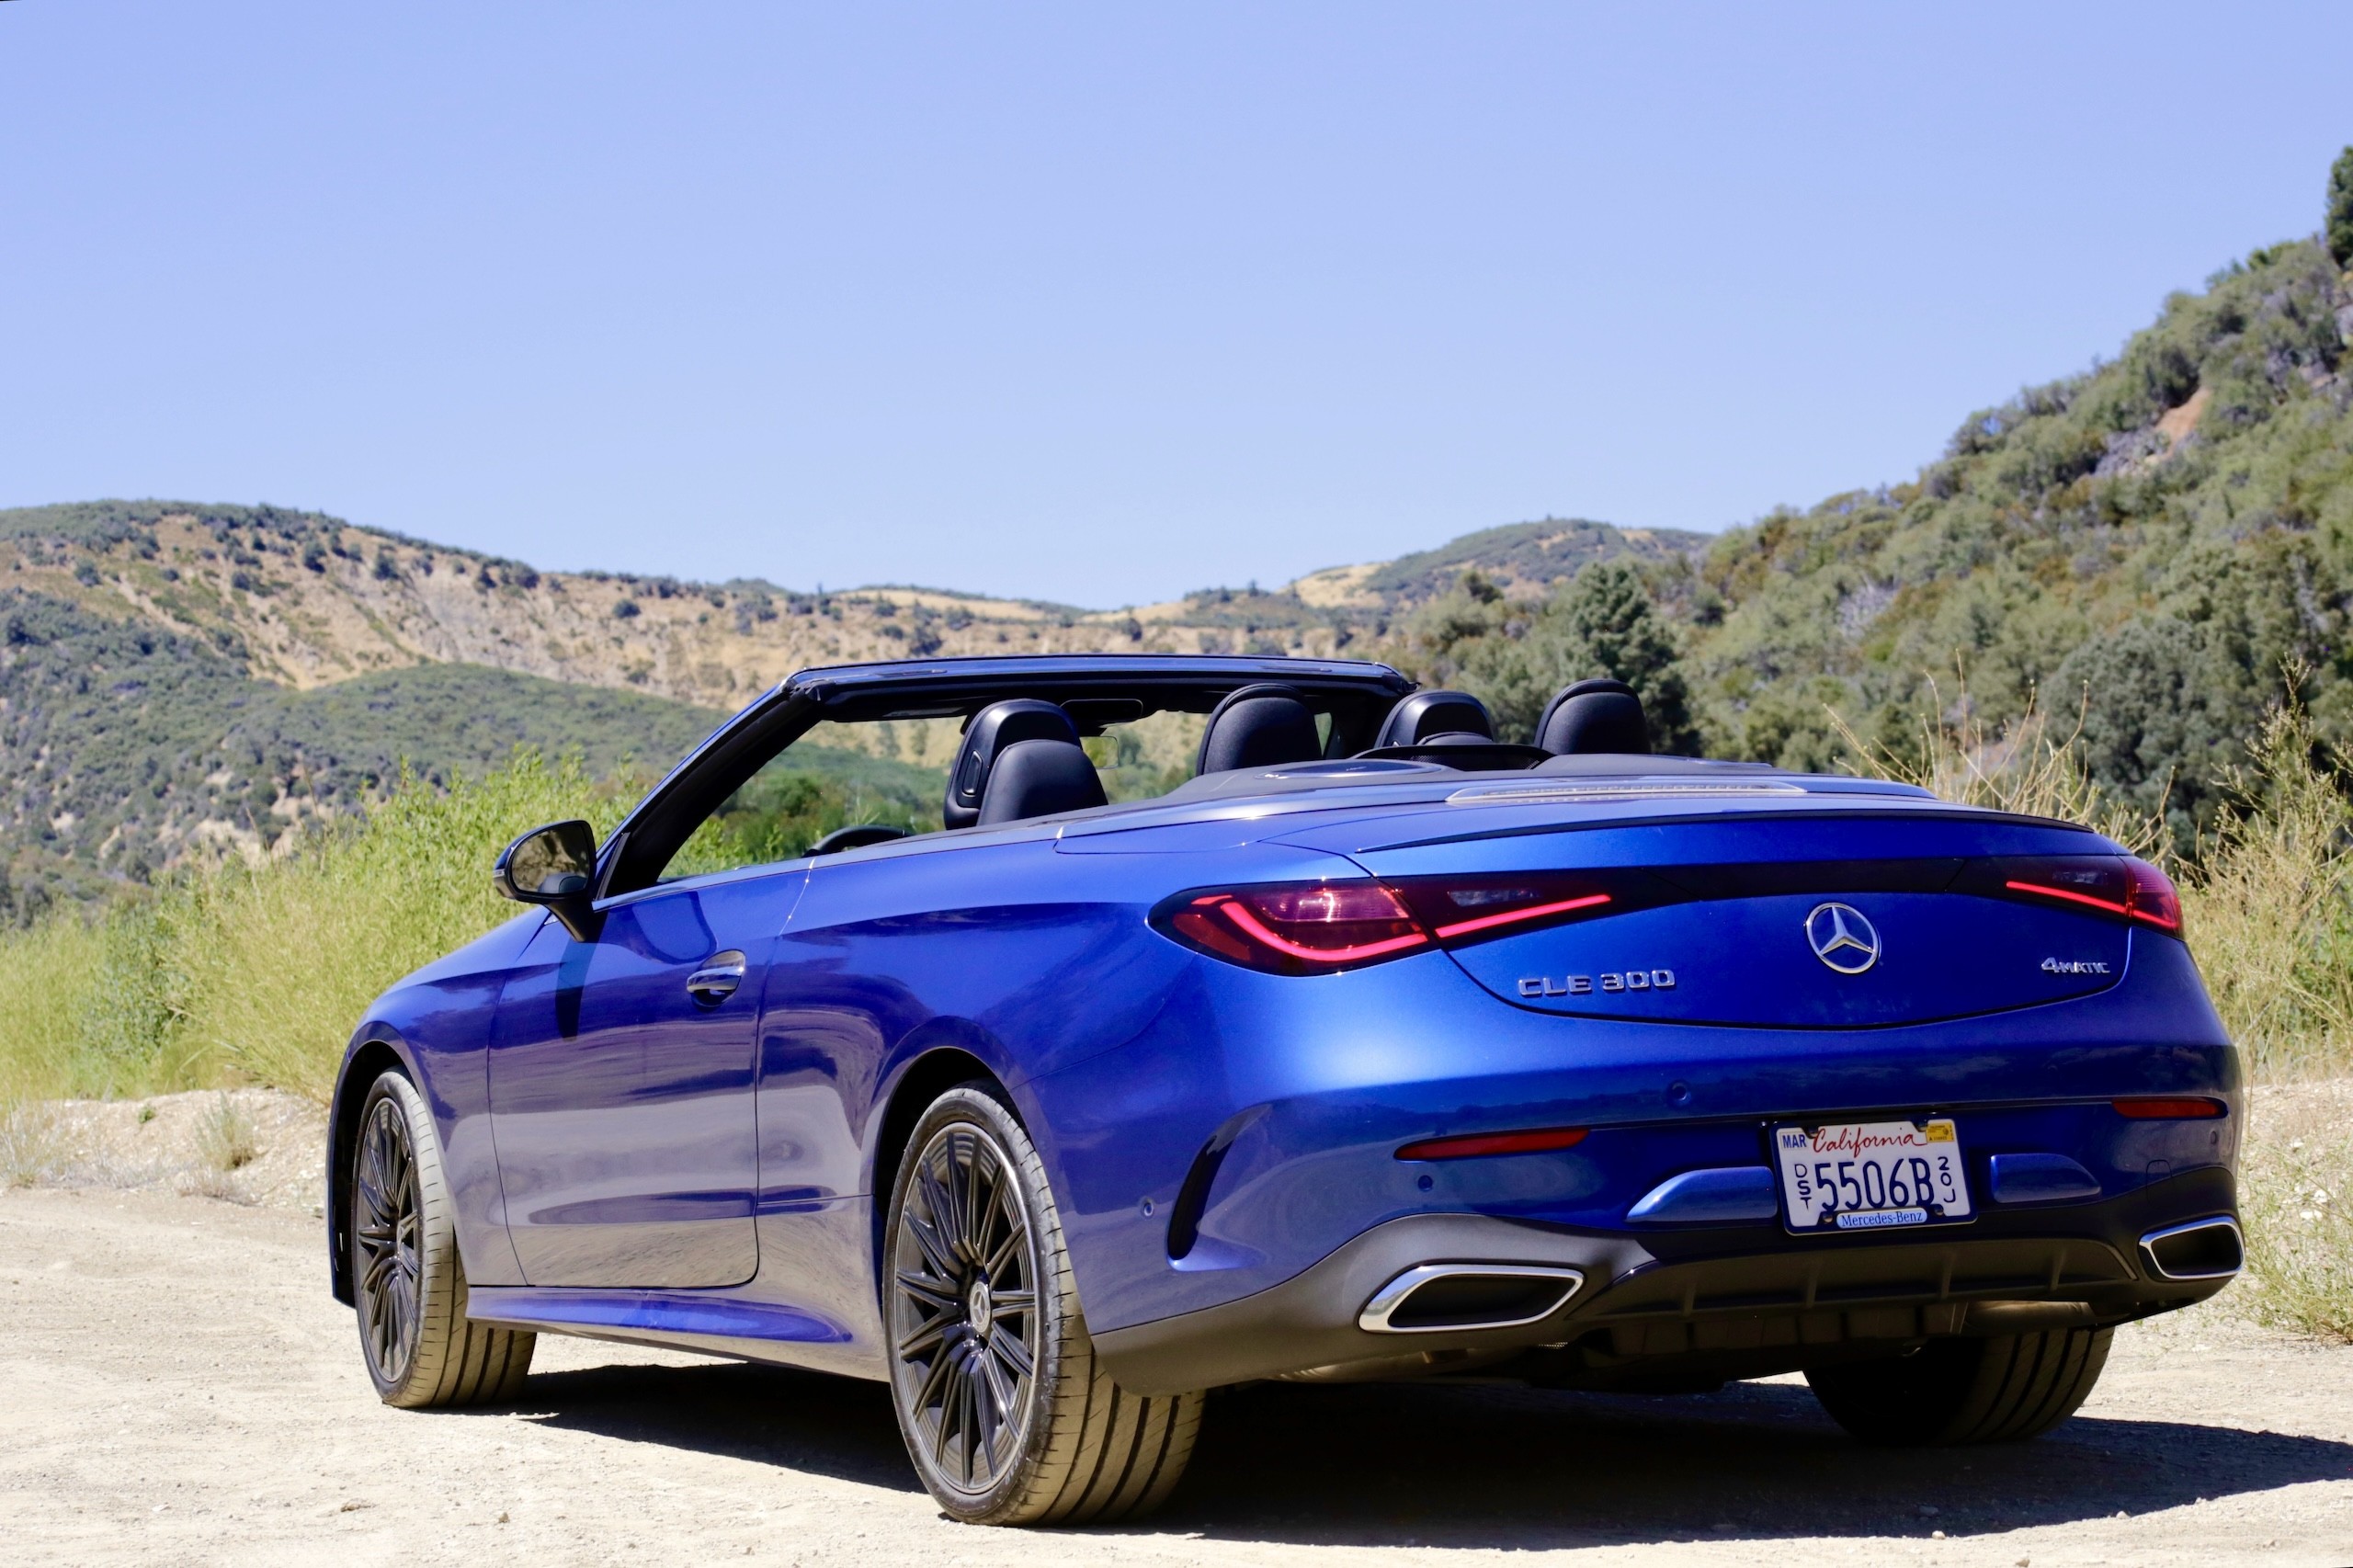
[1536,678,1648,755]
[944,700,1108,829]
[1195,684,1324,775]
[1372,689,1496,749]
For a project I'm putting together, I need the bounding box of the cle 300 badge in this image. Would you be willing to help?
[1518,969,1677,998]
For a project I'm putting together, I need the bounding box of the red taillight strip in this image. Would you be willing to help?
[2005,880,2130,917]
[1396,1126,1590,1161]
[2006,878,2181,931]
[2113,1096,2226,1119]
[1207,897,1432,963]
[1431,892,1612,940]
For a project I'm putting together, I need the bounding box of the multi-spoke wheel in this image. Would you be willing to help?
[886,1084,1204,1526]
[349,1070,535,1408]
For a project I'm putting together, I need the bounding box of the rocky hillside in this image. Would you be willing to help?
[0,499,1688,907]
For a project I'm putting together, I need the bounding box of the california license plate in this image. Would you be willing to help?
[1774,1119,1972,1232]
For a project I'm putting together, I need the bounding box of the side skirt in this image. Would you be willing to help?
[468,1287,889,1381]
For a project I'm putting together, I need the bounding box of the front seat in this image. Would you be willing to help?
[1536,678,1649,755]
[1373,689,1496,749]
[944,699,1108,829]
[1195,684,1323,774]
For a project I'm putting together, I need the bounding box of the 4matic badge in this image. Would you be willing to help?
[2040,957,2112,975]
[1518,968,1677,998]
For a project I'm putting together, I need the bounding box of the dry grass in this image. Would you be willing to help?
[2237,1081,2353,1341]
[0,751,616,1109]
[195,1092,261,1173]
[0,1100,68,1188]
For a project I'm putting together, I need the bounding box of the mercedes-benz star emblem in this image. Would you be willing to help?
[1805,903,1881,974]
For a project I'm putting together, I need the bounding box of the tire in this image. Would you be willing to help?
[884,1083,1205,1526]
[351,1069,536,1408]
[1805,1325,2113,1446]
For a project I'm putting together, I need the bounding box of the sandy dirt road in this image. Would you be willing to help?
[2,1187,2349,1568]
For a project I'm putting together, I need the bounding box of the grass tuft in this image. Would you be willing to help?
[196,1094,261,1173]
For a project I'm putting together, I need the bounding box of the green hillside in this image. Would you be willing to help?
[1392,164,2353,850]
[1691,233,2352,841]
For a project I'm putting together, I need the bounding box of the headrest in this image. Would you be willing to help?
[1195,683,1323,775]
[946,699,1082,829]
[1372,689,1495,749]
[976,739,1108,826]
[1536,678,1648,755]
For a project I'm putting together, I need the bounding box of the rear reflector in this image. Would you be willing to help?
[1395,1126,1589,1161]
[2112,1096,2227,1119]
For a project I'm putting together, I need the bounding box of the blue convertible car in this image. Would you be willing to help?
[327,654,2242,1525]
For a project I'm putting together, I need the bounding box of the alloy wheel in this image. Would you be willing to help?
[890,1122,1042,1495]
[354,1093,423,1386]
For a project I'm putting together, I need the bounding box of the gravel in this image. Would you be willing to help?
[2,1093,2349,1564]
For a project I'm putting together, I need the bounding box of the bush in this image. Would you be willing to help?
[0,752,615,1104]
[2329,145,2353,270]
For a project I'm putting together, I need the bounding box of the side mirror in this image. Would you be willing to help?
[494,820,603,941]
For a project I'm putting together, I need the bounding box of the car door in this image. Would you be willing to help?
[487,867,803,1288]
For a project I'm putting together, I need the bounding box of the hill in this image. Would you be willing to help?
[1686,234,2353,840]
[0,495,1688,908]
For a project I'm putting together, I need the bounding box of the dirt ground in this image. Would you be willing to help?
[0,1191,2346,1566]
[2,1093,2350,1565]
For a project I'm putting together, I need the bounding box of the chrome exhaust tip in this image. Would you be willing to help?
[1358,1264,1585,1334]
[2138,1216,2245,1282]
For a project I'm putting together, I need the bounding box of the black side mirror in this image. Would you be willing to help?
[494,820,603,941]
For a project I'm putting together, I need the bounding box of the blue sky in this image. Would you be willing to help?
[2,3,2346,608]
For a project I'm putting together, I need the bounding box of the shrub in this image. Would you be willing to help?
[2329,145,2353,270]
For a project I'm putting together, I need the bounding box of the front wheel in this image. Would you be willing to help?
[1805,1325,2113,1446]
[885,1084,1205,1526]
[351,1070,536,1408]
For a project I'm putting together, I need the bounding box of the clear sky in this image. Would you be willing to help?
[2,3,2346,608]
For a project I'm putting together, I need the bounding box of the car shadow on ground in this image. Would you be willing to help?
[498,1361,2352,1547]
[503,1361,923,1494]
[1165,1379,2353,1548]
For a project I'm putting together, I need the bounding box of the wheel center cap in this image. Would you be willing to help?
[966,1278,994,1337]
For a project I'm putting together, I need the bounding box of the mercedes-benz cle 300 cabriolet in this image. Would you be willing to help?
[326,655,2240,1525]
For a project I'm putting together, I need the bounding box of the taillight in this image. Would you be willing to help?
[1974,855,2186,939]
[1391,876,1617,941]
[1159,883,1431,975]
[2121,858,2183,933]
[1154,873,1625,974]
[2113,1096,2226,1119]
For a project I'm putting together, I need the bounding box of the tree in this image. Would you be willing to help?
[1392,560,1700,754]
[1556,560,1699,751]
[2329,145,2353,271]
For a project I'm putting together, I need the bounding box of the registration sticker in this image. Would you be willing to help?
[1774,1118,1972,1232]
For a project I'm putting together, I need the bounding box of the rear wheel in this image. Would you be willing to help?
[1805,1325,2113,1445]
[885,1084,1204,1526]
[351,1070,536,1408]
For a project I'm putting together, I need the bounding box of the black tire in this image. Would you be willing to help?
[351,1070,536,1408]
[1805,1325,2113,1445]
[884,1083,1205,1526]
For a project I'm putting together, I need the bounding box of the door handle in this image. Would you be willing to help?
[686,950,746,1006]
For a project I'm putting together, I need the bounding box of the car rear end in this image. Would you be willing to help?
[1060,776,2240,1402]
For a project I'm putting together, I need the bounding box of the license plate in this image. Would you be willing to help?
[1773,1119,1972,1232]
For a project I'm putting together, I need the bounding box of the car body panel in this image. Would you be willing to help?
[486,867,804,1287]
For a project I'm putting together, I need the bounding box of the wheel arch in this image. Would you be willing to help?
[866,1037,1016,1292]
[325,1031,415,1305]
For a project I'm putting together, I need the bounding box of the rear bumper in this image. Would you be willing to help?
[1092,1165,2236,1395]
